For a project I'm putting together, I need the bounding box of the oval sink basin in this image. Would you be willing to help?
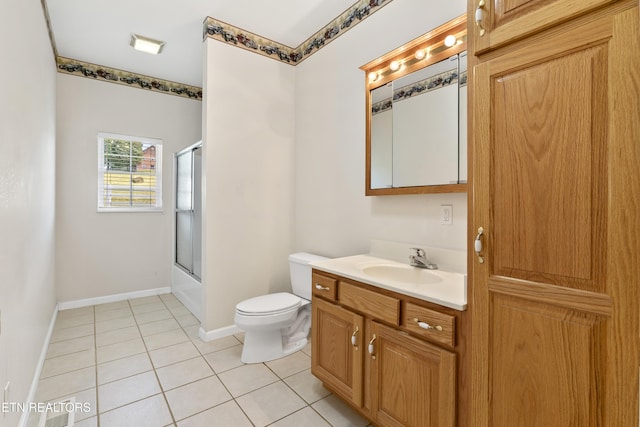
[361,265,442,285]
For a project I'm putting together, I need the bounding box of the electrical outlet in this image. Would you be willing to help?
[440,204,453,225]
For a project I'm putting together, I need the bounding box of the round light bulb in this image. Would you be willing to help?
[389,61,400,71]
[414,49,426,60]
[368,72,378,82]
[444,35,457,47]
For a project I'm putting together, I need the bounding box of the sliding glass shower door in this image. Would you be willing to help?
[175,144,201,279]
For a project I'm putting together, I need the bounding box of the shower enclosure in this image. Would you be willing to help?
[172,141,202,320]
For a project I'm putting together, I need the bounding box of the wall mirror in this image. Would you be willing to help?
[361,15,467,196]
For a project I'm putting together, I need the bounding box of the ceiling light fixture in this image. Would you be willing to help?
[130,33,166,55]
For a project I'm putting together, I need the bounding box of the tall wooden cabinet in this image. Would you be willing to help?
[468,0,640,425]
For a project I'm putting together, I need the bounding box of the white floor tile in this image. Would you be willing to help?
[98,371,161,413]
[46,335,95,359]
[218,363,279,397]
[149,341,201,369]
[41,348,95,379]
[236,381,306,426]
[50,323,94,343]
[203,345,243,373]
[165,376,232,421]
[35,367,96,402]
[270,406,332,427]
[95,325,141,347]
[191,335,241,355]
[156,357,214,391]
[99,394,172,427]
[176,400,252,427]
[266,350,311,379]
[283,369,331,404]
[138,318,181,337]
[97,353,153,385]
[143,328,189,351]
[134,309,173,325]
[312,395,370,427]
[96,338,146,364]
[95,316,137,334]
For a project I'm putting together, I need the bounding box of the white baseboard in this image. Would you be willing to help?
[199,324,242,342]
[18,304,59,427]
[58,287,171,311]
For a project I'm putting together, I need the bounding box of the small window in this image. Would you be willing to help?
[98,133,163,211]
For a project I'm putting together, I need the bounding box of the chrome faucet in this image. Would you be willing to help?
[409,248,438,270]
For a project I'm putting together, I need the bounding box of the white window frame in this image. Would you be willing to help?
[97,132,163,212]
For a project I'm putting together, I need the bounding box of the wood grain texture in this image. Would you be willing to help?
[338,281,400,326]
[405,303,456,347]
[473,0,620,53]
[311,297,364,407]
[370,321,456,427]
[469,2,640,426]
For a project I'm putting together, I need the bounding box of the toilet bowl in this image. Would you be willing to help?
[234,252,328,363]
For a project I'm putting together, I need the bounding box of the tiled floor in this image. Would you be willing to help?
[28,294,372,427]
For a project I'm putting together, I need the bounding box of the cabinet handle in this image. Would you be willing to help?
[475,0,486,36]
[351,326,359,348]
[474,227,485,264]
[368,334,377,358]
[413,318,443,331]
[315,284,330,291]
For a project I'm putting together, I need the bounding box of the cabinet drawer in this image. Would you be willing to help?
[338,282,400,326]
[312,272,337,301]
[405,303,456,347]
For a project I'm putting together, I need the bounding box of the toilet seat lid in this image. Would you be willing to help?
[236,292,301,316]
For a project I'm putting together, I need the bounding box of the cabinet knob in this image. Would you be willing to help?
[413,318,443,331]
[368,334,377,358]
[475,0,486,36]
[315,284,330,291]
[351,326,359,349]
[474,227,485,264]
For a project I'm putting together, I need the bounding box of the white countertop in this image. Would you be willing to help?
[310,254,467,311]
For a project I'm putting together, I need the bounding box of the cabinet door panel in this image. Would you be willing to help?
[471,7,640,427]
[311,297,364,407]
[370,322,456,427]
[471,0,619,52]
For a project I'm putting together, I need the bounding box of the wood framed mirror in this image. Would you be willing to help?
[361,15,467,196]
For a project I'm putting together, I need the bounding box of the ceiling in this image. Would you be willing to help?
[46,0,359,88]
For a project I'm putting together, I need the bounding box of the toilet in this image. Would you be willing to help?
[234,252,328,364]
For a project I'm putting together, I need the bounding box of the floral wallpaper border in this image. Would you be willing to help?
[204,0,392,65]
[372,69,461,115]
[56,57,203,100]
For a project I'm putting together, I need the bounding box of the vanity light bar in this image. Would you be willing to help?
[360,15,467,90]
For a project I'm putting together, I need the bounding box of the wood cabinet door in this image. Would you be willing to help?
[369,321,456,427]
[311,297,364,407]
[470,0,620,53]
[470,6,640,426]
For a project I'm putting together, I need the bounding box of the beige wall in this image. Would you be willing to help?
[294,0,468,257]
[202,40,296,331]
[56,74,202,302]
[0,1,57,426]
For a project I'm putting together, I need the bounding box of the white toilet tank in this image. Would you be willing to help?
[288,253,328,300]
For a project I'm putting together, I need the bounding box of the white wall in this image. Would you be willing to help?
[56,75,202,302]
[0,1,57,426]
[294,0,468,258]
[202,40,296,331]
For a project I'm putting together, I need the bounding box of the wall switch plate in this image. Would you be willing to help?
[440,204,453,225]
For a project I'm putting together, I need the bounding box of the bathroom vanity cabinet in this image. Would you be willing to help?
[311,270,465,427]
[468,0,640,425]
